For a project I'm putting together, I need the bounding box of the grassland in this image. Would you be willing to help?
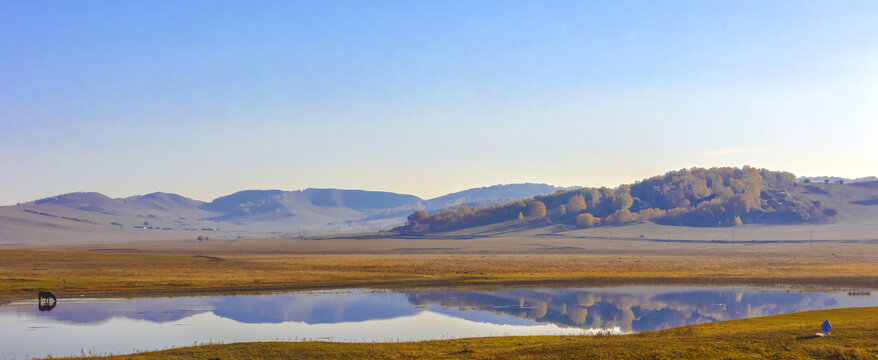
[63,306,878,359]
[4,234,878,303]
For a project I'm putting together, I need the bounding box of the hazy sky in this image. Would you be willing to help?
[2,1,877,205]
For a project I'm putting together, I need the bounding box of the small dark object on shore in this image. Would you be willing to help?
[38,291,57,311]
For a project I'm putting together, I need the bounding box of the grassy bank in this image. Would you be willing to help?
[4,247,878,302]
[63,306,878,359]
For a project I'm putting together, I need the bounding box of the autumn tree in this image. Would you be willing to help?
[637,208,666,221]
[582,188,601,208]
[566,195,587,214]
[612,191,633,211]
[576,213,596,228]
[526,201,547,218]
[407,210,428,225]
[606,209,638,224]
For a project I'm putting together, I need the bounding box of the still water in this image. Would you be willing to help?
[2,285,877,359]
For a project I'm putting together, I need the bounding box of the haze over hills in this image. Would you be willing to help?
[4,168,878,246]
[363,183,565,221]
[0,183,563,244]
[422,183,565,210]
[797,176,878,184]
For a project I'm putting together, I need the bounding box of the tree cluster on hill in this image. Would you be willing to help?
[402,166,836,233]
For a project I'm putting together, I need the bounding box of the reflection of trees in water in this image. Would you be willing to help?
[407,289,840,332]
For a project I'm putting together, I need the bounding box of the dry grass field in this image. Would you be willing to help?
[63,306,878,359]
[4,233,878,304]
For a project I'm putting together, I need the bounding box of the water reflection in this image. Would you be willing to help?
[38,302,56,312]
[1,286,876,359]
[211,292,418,324]
[410,287,855,332]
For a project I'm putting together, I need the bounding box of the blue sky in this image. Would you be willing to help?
[1,0,877,204]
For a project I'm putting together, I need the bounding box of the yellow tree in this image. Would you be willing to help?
[407,210,428,225]
[526,201,547,218]
[612,192,633,211]
[566,195,587,214]
[576,213,596,228]
[583,188,601,208]
[606,209,637,224]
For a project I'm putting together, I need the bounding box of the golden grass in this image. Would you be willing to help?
[4,248,878,303]
[5,237,878,359]
[62,306,878,359]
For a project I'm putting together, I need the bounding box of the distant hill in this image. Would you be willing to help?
[0,183,566,244]
[199,190,284,214]
[197,186,558,223]
[33,191,205,216]
[422,183,565,211]
[5,172,878,244]
[201,190,294,222]
[124,192,205,211]
[306,188,421,210]
[199,188,422,222]
[797,176,878,184]
[362,183,565,221]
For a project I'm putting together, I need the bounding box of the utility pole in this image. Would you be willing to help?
[732,230,735,248]
[810,230,813,250]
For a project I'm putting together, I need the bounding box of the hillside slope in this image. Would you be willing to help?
[422,183,564,210]
[401,167,878,234]
[0,184,564,244]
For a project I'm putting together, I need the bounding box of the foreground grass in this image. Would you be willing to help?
[4,248,878,302]
[64,306,878,359]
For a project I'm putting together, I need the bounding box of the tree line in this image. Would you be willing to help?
[403,166,836,233]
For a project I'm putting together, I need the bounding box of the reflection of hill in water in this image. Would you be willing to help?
[211,293,417,324]
[408,289,842,332]
[6,297,215,324]
[3,292,419,325]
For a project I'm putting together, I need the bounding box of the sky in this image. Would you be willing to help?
[1,0,877,205]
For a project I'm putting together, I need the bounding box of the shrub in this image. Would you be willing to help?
[576,213,596,228]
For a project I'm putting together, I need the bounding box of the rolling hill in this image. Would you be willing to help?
[5,168,878,245]
[0,184,563,244]
[400,167,878,236]
[421,183,565,211]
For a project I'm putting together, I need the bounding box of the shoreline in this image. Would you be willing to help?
[4,274,878,305]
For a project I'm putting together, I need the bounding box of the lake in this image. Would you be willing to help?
[2,285,877,359]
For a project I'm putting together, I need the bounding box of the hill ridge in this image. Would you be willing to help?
[401,166,878,233]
